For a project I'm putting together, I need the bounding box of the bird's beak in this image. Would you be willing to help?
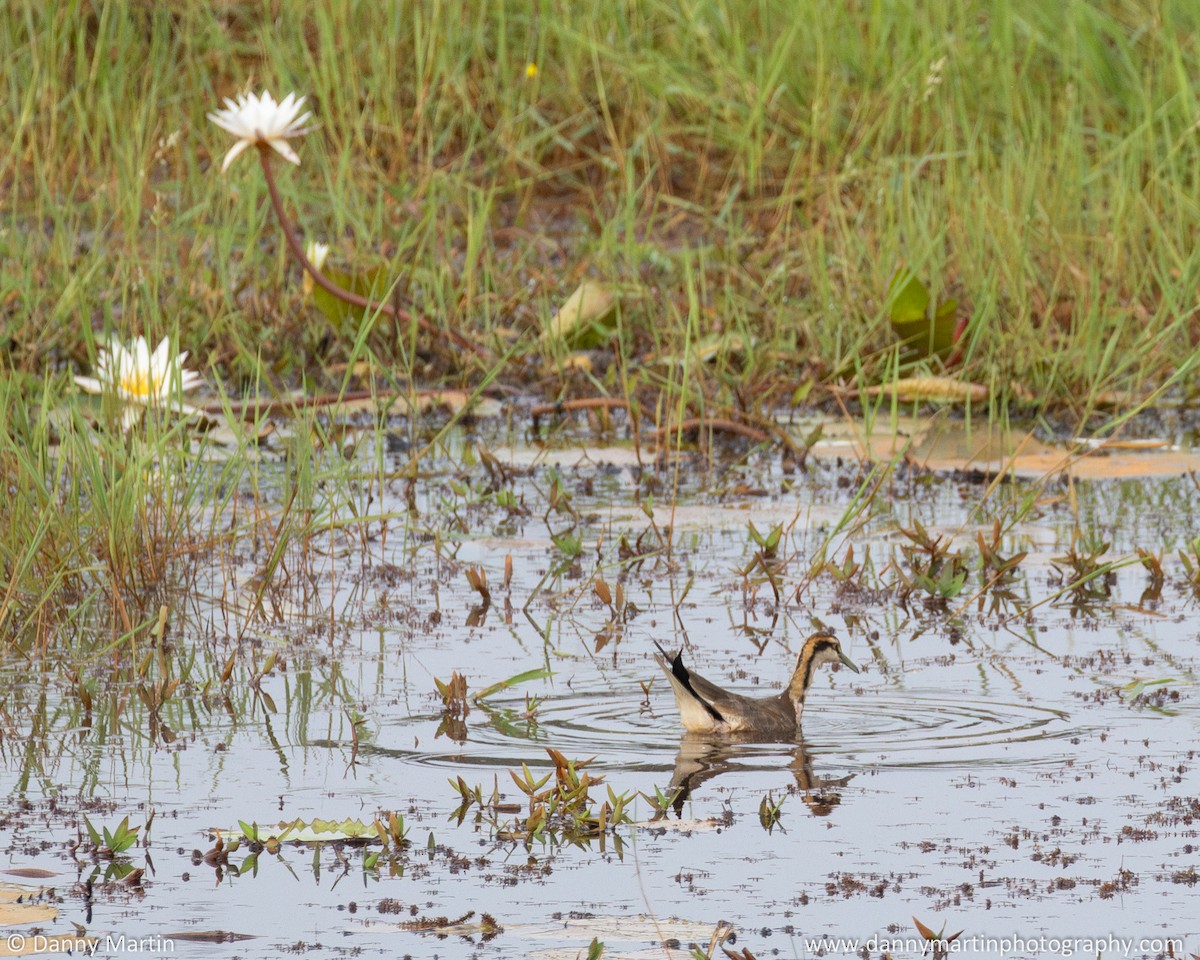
[838,649,861,673]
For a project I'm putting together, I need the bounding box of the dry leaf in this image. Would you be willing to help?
[0,882,58,928]
[861,377,988,403]
[593,578,612,606]
[543,281,617,344]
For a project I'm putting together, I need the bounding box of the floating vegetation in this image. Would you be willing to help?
[757,793,785,833]
[78,815,141,860]
[217,816,411,848]
[449,749,637,853]
[892,519,970,604]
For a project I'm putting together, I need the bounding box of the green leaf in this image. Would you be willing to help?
[553,532,583,558]
[474,667,553,701]
[1120,677,1175,700]
[311,264,390,333]
[889,267,931,323]
[887,267,961,359]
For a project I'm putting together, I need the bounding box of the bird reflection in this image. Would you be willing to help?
[661,734,854,818]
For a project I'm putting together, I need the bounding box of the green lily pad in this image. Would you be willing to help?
[310,264,391,333]
[888,267,960,359]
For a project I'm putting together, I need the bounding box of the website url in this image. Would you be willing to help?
[801,935,1184,958]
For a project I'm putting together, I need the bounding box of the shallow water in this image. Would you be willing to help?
[2,423,1199,959]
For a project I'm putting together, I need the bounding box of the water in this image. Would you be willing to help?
[2,425,1199,959]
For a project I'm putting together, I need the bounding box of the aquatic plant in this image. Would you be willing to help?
[448,748,636,852]
[73,335,203,431]
[207,89,313,172]
[757,792,785,833]
[912,916,964,960]
[893,519,970,603]
[208,87,481,356]
[80,815,141,859]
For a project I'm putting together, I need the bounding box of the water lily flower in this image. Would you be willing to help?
[207,90,312,172]
[306,240,329,272]
[74,336,203,430]
[303,240,329,295]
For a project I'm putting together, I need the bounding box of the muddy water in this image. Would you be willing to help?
[2,427,1199,959]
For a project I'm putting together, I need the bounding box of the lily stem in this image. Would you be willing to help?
[255,144,485,358]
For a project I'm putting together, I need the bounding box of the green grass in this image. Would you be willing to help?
[3,0,1199,413]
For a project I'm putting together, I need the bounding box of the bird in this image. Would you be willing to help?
[653,631,860,736]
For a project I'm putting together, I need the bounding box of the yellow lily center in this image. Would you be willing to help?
[119,368,161,399]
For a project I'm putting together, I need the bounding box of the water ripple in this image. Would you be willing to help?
[375,687,1079,771]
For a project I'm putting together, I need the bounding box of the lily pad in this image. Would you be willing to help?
[888,267,960,359]
[310,264,391,333]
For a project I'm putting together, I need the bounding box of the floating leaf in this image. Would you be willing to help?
[212,817,400,845]
[310,264,391,333]
[474,667,553,701]
[2,868,56,879]
[888,267,961,359]
[543,281,618,347]
[154,931,256,944]
[1120,677,1176,701]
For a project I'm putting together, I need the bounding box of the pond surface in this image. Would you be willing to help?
[2,417,1199,959]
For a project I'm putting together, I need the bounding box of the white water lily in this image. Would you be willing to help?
[305,240,329,272]
[303,240,329,295]
[207,90,312,172]
[75,336,203,429]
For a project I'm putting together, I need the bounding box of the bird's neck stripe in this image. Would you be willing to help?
[789,643,820,703]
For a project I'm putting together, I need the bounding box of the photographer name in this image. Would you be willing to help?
[5,933,176,954]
